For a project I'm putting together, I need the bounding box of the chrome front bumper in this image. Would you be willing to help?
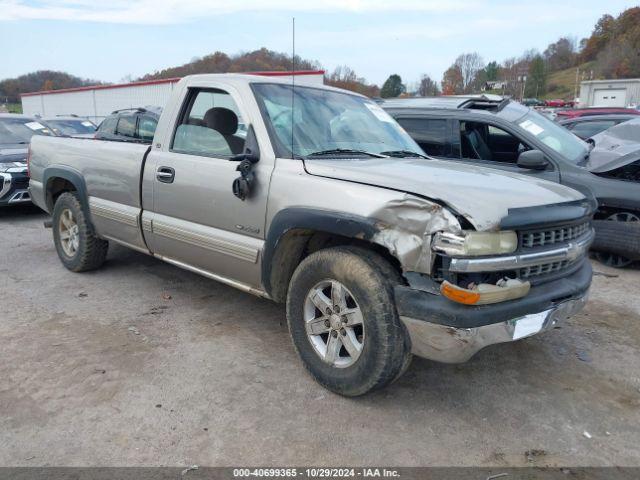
[400,291,589,363]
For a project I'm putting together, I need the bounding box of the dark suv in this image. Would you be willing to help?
[0,114,54,207]
[95,107,160,144]
[383,95,640,267]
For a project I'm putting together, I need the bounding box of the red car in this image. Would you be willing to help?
[555,107,640,120]
[545,99,567,107]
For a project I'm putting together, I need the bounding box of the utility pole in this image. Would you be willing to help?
[574,67,580,104]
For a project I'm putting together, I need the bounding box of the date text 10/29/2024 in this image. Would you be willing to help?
[233,468,400,478]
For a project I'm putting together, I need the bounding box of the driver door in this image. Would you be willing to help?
[142,86,273,289]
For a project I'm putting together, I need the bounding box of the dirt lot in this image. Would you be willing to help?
[1,205,639,467]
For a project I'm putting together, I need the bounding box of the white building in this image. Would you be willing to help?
[21,70,325,123]
[578,78,640,108]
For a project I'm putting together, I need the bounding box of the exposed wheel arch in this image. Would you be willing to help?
[263,208,404,303]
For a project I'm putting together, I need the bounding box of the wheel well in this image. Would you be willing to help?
[46,177,77,211]
[268,229,404,303]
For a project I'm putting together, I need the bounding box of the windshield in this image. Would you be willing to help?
[517,110,588,163]
[45,119,97,136]
[0,118,54,144]
[252,83,423,157]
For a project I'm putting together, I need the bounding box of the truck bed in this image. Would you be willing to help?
[29,136,151,250]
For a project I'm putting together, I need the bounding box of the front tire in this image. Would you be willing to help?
[593,212,640,268]
[286,246,410,396]
[52,192,108,272]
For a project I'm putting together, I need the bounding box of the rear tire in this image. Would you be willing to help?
[52,192,108,272]
[286,246,410,396]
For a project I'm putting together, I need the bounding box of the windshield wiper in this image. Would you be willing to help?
[306,148,387,158]
[380,150,429,159]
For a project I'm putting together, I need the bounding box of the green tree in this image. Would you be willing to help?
[484,61,499,81]
[380,74,405,98]
[525,55,546,98]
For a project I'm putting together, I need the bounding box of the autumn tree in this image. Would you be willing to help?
[441,65,463,95]
[380,74,406,98]
[325,66,380,97]
[543,37,577,71]
[580,14,616,62]
[596,7,640,78]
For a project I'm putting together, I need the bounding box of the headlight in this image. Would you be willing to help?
[432,230,517,256]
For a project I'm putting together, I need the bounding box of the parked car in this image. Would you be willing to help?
[39,115,97,138]
[545,99,567,108]
[521,98,545,107]
[557,114,639,140]
[555,107,640,121]
[0,114,54,207]
[29,75,593,395]
[95,107,161,143]
[383,95,640,267]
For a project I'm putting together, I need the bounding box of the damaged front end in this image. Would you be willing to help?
[370,195,595,363]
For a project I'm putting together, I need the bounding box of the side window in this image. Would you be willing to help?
[396,117,448,157]
[459,121,525,163]
[570,120,616,139]
[172,88,245,157]
[115,115,136,138]
[137,115,158,143]
[98,116,117,134]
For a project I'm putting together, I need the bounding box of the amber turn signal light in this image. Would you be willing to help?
[441,282,481,305]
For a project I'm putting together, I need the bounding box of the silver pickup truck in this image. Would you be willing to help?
[29,74,594,396]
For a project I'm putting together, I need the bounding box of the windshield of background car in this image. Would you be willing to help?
[0,118,54,144]
[252,83,422,157]
[45,119,96,136]
[517,110,588,163]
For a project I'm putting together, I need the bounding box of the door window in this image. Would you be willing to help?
[396,118,448,156]
[459,121,526,163]
[568,120,616,139]
[115,115,136,138]
[137,115,158,143]
[172,89,245,157]
[98,116,117,134]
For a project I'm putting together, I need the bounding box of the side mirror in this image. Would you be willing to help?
[230,125,260,201]
[230,124,260,163]
[517,149,549,170]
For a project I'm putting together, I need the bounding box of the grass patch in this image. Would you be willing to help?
[544,61,597,100]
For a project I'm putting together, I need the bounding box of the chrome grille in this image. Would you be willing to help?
[519,259,577,279]
[521,222,590,249]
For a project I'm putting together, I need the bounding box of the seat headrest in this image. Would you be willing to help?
[203,107,238,136]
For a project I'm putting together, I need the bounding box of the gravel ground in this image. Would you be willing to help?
[1,205,639,467]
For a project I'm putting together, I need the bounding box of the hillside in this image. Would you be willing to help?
[544,61,598,100]
[140,48,320,80]
[0,70,102,104]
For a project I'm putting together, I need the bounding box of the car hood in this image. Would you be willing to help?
[0,145,28,170]
[303,157,584,230]
[586,120,640,173]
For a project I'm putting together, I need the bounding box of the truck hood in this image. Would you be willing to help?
[304,157,584,230]
[586,119,640,173]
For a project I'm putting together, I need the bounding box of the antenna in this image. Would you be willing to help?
[291,16,295,159]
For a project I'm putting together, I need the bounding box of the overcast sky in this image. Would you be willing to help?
[0,0,636,86]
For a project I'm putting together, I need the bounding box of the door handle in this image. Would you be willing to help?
[156,167,175,183]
